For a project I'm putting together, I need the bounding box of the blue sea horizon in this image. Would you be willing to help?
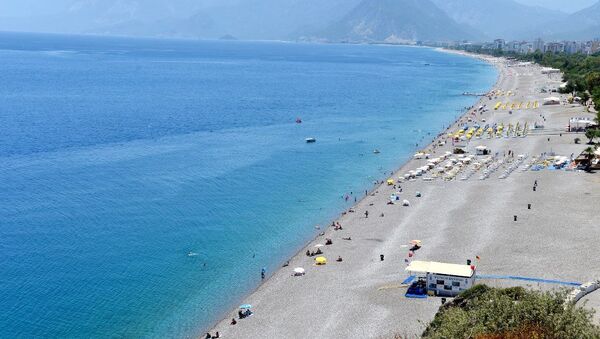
[0,32,497,338]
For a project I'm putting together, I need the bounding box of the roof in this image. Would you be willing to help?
[405,260,474,278]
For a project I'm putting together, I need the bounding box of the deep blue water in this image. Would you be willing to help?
[0,32,497,338]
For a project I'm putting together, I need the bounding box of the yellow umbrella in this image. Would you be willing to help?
[387,179,394,185]
[315,256,327,265]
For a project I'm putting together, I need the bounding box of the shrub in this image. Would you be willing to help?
[422,285,600,339]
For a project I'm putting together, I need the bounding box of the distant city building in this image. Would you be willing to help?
[533,38,544,52]
[440,37,600,56]
[493,39,505,50]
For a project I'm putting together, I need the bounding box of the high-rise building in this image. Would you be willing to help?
[533,38,544,52]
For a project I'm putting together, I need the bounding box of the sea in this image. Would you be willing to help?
[0,32,497,338]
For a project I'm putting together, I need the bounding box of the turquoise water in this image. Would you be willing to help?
[0,32,497,338]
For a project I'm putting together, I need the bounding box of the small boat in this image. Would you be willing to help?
[373,149,381,154]
[305,138,316,143]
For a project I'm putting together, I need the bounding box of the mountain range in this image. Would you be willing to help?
[1,0,599,42]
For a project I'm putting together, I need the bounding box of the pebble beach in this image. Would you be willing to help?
[209,51,600,339]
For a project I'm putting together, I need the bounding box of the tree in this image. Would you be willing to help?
[583,146,598,171]
[586,72,600,91]
[584,129,599,144]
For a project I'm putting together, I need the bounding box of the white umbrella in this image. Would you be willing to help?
[314,244,324,248]
[293,267,305,275]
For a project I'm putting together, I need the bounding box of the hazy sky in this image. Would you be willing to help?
[515,0,596,12]
[0,0,597,18]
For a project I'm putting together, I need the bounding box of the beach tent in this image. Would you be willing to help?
[543,97,560,105]
[402,199,410,206]
[315,256,327,265]
[293,267,305,276]
[475,145,490,155]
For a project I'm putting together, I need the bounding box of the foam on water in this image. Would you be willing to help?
[0,32,497,338]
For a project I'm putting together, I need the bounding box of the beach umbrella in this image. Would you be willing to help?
[314,244,324,248]
[293,267,305,275]
[239,304,252,309]
[315,256,327,265]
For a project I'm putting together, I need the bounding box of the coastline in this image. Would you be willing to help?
[205,49,504,336]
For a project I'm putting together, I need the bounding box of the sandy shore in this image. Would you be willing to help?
[207,51,600,338]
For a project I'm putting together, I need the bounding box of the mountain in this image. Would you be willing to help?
[431,0,567,40]
[319,0,479,42]
[0,0,362,40]
[168,0,362,40]
[522,0,600,40]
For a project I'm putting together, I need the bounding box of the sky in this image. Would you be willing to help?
[515,0,596,12]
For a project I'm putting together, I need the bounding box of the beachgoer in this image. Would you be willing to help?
[238,310,244,319]
[337,256,343,262]
[261,267,266,280]
[283,261,289,267]
[205,333,212,339]
[342,237,352,241]
[213,332,220,338]
[306,250,310,256]
[231,318,237,325]
[365,210,369,218]
[380,254,384,261]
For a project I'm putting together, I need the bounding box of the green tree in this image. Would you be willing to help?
[585,129,600,144]
[583,146,598,171]
[586,72,600,91]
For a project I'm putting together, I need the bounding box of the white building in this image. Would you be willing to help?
[405,260,476,297]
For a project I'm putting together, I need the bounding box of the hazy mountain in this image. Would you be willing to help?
[319,0,479,42]
[515,0,597,13]
[529,0,600,39]
[431,0,567,40]
[0,0,596,42]
[168,0,362,40]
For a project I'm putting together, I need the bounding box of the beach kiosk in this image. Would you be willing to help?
[405,260,476,297]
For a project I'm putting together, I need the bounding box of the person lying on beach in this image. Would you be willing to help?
[231,318,237,325]
[337,256,343,262]
[342,237,352,241]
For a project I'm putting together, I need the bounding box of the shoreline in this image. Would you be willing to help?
[208,42,600,338]
[204,49,504,336]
